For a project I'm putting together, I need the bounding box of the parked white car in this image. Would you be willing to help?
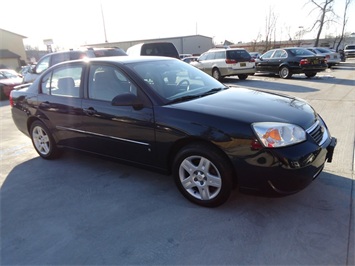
[191,48,256,80]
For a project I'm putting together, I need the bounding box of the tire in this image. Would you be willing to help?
[173,143,234,207]
[30,121,59,159]
[279,66,292,79]
[238,74,248,80]
[0,86,6,101]
[212,68,222,81]
[305,72,317,78]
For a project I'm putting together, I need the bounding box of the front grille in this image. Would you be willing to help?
[306,120,327,145]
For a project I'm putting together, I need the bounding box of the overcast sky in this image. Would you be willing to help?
[1,0,354,50]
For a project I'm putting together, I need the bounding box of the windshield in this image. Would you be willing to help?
[128,59,226,103]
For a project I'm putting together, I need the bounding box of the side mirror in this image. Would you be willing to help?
[112,93,143,110]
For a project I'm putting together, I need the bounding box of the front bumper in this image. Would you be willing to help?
[235,136,337,195]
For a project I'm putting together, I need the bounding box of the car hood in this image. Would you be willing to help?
[0,78,23,86]
[170,87,317,130]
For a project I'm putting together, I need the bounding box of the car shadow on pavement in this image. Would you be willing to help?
[1,152,353,265]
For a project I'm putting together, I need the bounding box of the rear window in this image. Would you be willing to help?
[289,48,315,56]
[345,45,355,50]
[141,43,179,59]
[226,50,251,61]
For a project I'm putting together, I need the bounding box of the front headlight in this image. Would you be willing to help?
[252,122,306,148]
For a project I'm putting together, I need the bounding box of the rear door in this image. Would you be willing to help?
[256,50,275,72]
[37,62,84,147]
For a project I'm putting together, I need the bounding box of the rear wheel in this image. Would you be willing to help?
[173,143,234,207]
[0,86,6,100]
[212,68,222,81]
[305,72,317,78]
[279,66,292,79]
[238,74,248,80]
[30,121,59,159]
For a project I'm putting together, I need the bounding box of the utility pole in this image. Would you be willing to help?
[100,2,108,43]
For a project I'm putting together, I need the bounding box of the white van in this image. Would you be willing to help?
[126,42,180,59]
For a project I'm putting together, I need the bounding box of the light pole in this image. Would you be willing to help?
[100,2,108,43]
[298,26,304,46]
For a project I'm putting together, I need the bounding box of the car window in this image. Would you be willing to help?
[227,50,251,60]
[205,52,215,60]
[35,55,50,74]
[261,50,274,59]
[92,49,127,57]
[272,50,287,58]
[41,65,83,97]
[289,48,315,56]
[316,48,331,53]
[51,53,71,66]
[70,51,88,60]
[129,59,222,101]
[141,43,179,58]
[214,51,225,59]
[198,53,208,61]
[88,65,137,101]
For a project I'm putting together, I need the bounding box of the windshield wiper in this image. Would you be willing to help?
[168,87,228,104]
[199,87,228,96]
[168,95,201,104]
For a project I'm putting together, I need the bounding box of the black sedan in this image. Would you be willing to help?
[255,47,328,78]
[10,56,336,207]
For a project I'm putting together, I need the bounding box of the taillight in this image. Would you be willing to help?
[225,59,237,64]
[250,58,255,62]
[9,94,14,107]
[326,55,330,59]
[300,59,309,65]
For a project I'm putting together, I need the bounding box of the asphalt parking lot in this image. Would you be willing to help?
[1,60,354,265]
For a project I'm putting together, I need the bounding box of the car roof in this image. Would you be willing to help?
[57,56,176,66]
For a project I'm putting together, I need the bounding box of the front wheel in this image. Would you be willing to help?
[279,66,292,79]
[30,121,59,159]
[173,143,234,207]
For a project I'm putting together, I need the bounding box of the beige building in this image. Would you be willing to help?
[0,28,27,70]
[85,34,214,56]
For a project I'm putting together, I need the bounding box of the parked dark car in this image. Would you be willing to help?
[23,47,127,83]
[255,47,327,78]
[10,56,336,207]
[0,69,23,100]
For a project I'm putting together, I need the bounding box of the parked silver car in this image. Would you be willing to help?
[306,47,341,67]
[344,45,355,58]
[191,48,256,80]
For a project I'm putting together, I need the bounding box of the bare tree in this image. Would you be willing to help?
[264,7,278,51]
[336,0,353,51]
[308,0,336,46]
